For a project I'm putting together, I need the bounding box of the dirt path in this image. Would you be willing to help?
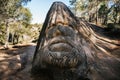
[0,43,36,80]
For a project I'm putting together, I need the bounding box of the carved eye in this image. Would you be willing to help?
[46,25,75,39]
[47,26,59,39]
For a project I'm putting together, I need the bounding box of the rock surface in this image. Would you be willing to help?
[32,1,120,80]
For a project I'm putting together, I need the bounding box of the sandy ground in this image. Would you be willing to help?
[0,43,36,80]
[0,42,120,80]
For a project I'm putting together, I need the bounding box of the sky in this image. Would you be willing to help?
[25,0,70,24]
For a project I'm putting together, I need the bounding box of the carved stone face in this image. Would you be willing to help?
[37,24,85,68]
[31,2,87,69]
[32,2,120,80]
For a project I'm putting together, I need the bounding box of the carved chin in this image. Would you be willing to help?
[39,42,82,68]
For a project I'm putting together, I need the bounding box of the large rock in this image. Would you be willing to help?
[31,1,120,80]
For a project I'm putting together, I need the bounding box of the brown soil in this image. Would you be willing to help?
[0,43,36,80]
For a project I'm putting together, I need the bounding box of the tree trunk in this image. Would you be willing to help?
[12,33,15,45]
[95,0,98,24]
[103,15,108,25]
[16,35,19,44]
[31,2,120,80]
[119,16,120,24]
[4,21,9,49]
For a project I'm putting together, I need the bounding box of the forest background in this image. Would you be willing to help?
[0,0,120,48]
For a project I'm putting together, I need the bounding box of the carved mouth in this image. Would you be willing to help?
[47,36,74,52]
[39,36,82,68]
[49,42,72,52]
[41,39,82,68]
[49,38,72,50]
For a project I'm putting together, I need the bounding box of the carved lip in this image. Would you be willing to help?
[48,36,73,46]
[48,36,73,52]
[49,42,72,52]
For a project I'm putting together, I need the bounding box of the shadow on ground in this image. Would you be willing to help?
[0,43,36,80]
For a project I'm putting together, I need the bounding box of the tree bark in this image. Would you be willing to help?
[4,21,9,49]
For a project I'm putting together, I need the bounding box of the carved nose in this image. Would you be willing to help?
[47,25,75,39]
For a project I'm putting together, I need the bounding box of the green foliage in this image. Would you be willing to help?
[69,0,76,5]
[69,0,120,25]
[0,0,31,20]
[8,22,42,44]
[69,0,120,39]
[69,0,87,15]
[105,0,120,24]
[28,23,42,42]
[18,7,32,26]
[0,0,32,45]
[98,3,108,16]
